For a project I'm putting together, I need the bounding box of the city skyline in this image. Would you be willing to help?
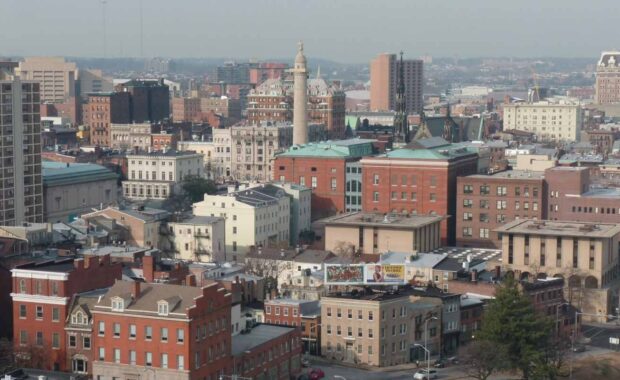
[1,0,618,62]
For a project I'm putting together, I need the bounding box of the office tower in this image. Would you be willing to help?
[0,62,44,225]
[370,53,423,114]
[17,57,77,104]
[595,51,620,104]
[292,42,308,145]
[115,79,170,123]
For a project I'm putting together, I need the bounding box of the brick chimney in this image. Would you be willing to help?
[143,254,154,282]
[494,265,501,280]
[471,269,478,283]
[132,281,141,298]
[73,258,84,270]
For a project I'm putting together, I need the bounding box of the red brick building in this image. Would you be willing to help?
[83,92,131,147]
[263,298,321,355]
[249,62,288,85]
[456,170,547,248]
[151,132,177,151]
[360,139,479,245]
[11,255,122,371]
[92,280,232,380]
[172,97,202,123]
[546,166,620,223]
[274,139,375,219]
[232,324,302,380]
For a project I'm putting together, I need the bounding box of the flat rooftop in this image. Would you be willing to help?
[466,170,545,180]
[321,212,444,229]
[231,324,296,355]
[495,219,620,238]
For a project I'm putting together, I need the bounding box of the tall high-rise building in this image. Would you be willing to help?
[293,42,309,145]
[369,53,423,114]
[595,51,620,104]
[115,79,170,123]
[17,57,77,104]
[0,62,44,225]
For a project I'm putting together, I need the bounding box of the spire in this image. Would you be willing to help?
[394,50,409,144]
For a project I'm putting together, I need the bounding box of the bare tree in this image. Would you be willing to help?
[332,241,356,259]
[459,339,508,380]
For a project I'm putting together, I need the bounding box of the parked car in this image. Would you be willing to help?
[413,369,439,379]
[308,368,325,380]
[573,344,586,353]
[433,359,446,368]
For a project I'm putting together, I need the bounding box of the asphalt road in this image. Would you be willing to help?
[581,322,620,350]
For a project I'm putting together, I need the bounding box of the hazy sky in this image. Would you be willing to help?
[0,0,616,63]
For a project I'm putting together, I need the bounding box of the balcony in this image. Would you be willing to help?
[194,231,210,239]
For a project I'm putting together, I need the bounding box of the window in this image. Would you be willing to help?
[331,178,337,190]
[368,311,373,320]
[19,305,26,318]
[496,200,507,210]
[98,321,105,336]
[496,186,507,196]
[479,228,489,239]
[479,213,489,223]
[311,177,317,188]
[83,336,91,349]
[430,193,436,202]
[111,298,124,312]
[480,185,490,195]
[161,327,168,342]
[463,199,473,208]
[72,358,88,374]
[98,347,105,361]
[462,227,473,237]
[358,327,363,337]
[177,355,185,370]
[161,353,169,369]
[113,323,120,337]
[36,306,43,319]
[358,310,363,320]
[326,307,332,317]
[129,324,136,338]
[368,328,373,338]
[177,328,185,343]
[19,279,26,293]
[158,302,169,316]
[463,184,473,194]
[145,326,153,340]
[373,174,380,185]
[463,212,473,221]
[373,192,379,202]
[69,335,77,348]
[130,350,137,365]
[411,192,417,201]
[480,199,489,209]
[52,307,59,322]
[145,352,153,366]
[114,348,121,363]
[430,176,437,187]
[19,330,27,345]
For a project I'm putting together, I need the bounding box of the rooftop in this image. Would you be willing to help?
[172,215,223,225]
[127,149,201,158]
[466,169,545,180]
[79,245,152,257]
[277,138,375,159]
[380,252,448,269]
[231,324,296,356]
[495,219,620,238]
[371,137,479,161]
[43,161,118,187]
[321,212,444,229]
[293,249,334,264]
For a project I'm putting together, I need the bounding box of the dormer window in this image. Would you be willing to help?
[158,302,169,316]
[71,311,87,325]
[111,296,126,312]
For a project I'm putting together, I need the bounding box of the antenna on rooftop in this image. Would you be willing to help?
[101,0,108,58]
[139,0,144,57]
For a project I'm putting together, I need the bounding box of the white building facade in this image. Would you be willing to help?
[503,101,582,143]
[122,150,203,200]
[167,216,226,263]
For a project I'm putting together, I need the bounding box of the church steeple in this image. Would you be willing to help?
[394,51,409,144]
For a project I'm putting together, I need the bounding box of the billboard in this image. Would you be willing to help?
[325,264,365,284]
[324,263,406,285]
[365,264,405,284]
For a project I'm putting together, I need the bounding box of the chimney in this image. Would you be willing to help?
[471,269,478,283]
[143,254,155,282]
[186,274,197,287]
[494,265,501,280]
[132,281,141,298]
[235,275,240,284]
[73,258,84,270]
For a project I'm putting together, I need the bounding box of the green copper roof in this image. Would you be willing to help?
[277,139,375,159]
[384,141,478,160]
[43,161,118,187]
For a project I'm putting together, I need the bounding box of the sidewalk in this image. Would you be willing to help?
[307,354,449,373]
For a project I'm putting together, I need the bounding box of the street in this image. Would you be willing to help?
[581,323,620,350]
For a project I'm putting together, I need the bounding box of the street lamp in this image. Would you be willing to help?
[555,302,570,336]
[414,344,431,380]
[569,311,616,379]
[309,323,322,356]
[424,316,439,366]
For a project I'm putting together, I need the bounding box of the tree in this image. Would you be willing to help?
[181,175,217,203]
[298,229,315,245]
[477,275,553,380]
[332,241,356,259]
[459,339,508,380]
